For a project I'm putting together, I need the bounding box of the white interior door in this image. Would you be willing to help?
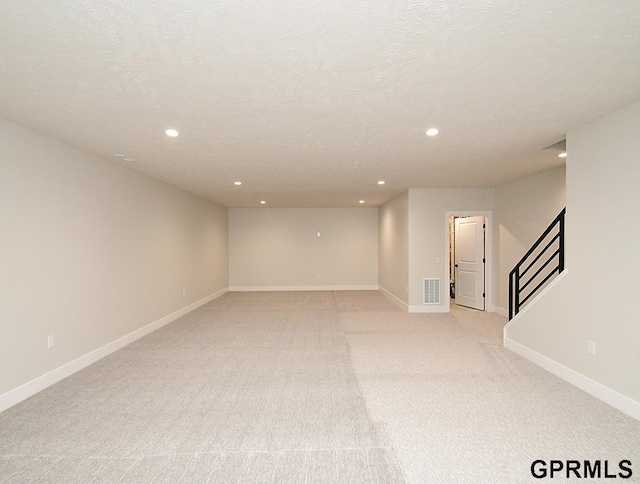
[454,216,485,310]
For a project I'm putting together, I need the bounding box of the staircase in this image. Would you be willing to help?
[509,208,566,320]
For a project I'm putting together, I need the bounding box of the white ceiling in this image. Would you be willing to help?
[1,1,640,208]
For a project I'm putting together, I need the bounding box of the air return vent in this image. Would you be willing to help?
[423,278,440,304]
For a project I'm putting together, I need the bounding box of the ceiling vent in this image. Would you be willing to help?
[423,278,440,305]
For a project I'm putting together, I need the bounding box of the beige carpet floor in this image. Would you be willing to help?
[0,291,638,483]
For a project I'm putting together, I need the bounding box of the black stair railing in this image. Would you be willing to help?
[509,208,566,320]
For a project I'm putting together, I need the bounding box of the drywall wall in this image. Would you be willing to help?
[506,99,640,414]
[495,166,566,314]
[0,118,228,403]
[408,188,494,312]
[378,191,409,306]
[229,208,378,289]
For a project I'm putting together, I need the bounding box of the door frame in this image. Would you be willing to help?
[444,210,493,314]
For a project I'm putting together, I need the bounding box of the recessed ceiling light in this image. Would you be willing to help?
[165,129,179,137]
[234,181,242,186]
[426,128,439,136]
[377,180,385,185]
[260,200,266,205]
[558,152,567,158]
[359,200,365,204]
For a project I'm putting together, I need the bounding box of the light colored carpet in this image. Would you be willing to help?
[0,291,639,483]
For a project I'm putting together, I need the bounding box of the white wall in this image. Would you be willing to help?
[505,99,640,417]
[0,119,228,406]
[229,208,378,290]
[378,191,409,306]
[495,166,566,314]
[408,188,494,312]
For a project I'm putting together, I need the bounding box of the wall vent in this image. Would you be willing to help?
[423,278,440,304]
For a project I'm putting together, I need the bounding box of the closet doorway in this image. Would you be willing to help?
[449,215,486,311]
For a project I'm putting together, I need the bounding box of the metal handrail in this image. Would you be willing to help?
[509,208,566,320]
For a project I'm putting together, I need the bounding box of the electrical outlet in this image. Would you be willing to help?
[47,335,55,349]
[182,289,186,297]
[588,340,596,356]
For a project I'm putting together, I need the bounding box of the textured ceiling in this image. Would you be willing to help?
[1,1,640,207]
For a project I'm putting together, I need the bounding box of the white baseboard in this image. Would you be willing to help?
[0,288,228,413]
[229,285,379,292]
[505,337,640,422]
[408,305,448,313]
[494,307,508,318]
[378,287,409,310]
